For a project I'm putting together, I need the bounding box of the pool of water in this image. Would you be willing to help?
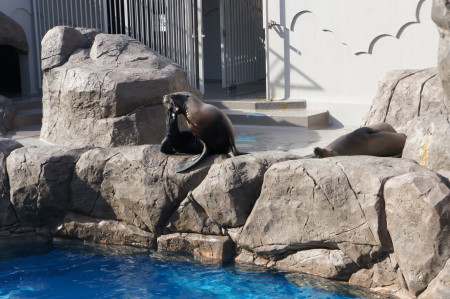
[0,241,377,299]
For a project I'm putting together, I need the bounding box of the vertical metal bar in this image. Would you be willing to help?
[149,0,154,50]
[33,0,42,87]
[174,0,178,62]
[93,0,97,28]
[230,0,234,86]
[181,0,185,65]
[116,0,120,34]
[167,0,172,60]
[219,0,227,88]
[129,0,133,37]
[139,0,143,41]
[185,0,190,80]
[102,0,108,33]
[50,0,55,28]
[145,0,149,46]
[155,0,159,53]
[124,0,129,35]
[55,0,59,25]
[264,0,270,99]
[163,0,166,56]
[197,0,204,92]
[109,0,113,33]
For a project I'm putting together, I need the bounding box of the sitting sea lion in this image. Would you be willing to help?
[161,91,245,172]
[314,123,407,158]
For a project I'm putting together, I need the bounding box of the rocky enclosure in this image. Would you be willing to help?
[0,139,448,299]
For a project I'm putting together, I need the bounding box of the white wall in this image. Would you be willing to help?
[0,0,40,95]
[265,0,438,126]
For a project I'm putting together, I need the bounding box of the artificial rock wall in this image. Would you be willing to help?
[0,139,449,299]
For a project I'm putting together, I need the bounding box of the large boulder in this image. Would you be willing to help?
[432,0,450,112]
[239,156,426,267]
[362,68,443,130]
[384,171,450,296]
[40,26,195,147]
[70,145,224,236]
[6,146,89,227]
[190,152,300,227]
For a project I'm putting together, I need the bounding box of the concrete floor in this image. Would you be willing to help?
[5,124,356,157]
[7,82,356,155]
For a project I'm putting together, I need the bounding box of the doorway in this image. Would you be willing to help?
[0,45,21,96]
[202,0,266,99]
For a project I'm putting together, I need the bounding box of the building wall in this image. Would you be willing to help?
[265,0,439,126]
[0,0,40,96]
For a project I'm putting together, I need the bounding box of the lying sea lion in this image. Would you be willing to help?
[314,123,407,158]
[161,91,245,172]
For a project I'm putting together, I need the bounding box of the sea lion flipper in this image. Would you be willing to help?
[176,140,209,173]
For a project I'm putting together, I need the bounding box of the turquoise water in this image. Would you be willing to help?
[0,241,370,299]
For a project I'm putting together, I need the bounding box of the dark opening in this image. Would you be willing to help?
[0,45,21,95]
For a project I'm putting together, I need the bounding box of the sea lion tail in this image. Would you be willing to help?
[176,140,209,173]
[231,144,247,156]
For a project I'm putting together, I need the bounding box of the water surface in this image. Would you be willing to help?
[0,241,376,299]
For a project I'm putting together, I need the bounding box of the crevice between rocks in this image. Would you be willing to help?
[334,161,377,243]
[383,70,425,123]
[418,73,437,117]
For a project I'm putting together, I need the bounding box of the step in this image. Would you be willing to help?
[223,108,329,128]
[13,96,42,111]
[14,108,42,128]
[205,99,307,111]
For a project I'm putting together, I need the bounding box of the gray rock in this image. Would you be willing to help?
[419,258,450,299]
[385,171,450,296]
[0,95,16,136]
[157,233,235,264]
[349,254,407,296]
[7,146,88,227]
[70,145,220,234]
[41,26,90,71]
[432,0,450,112]
[40,28,196,147]
[190,152,300,228]
[55,212,155,248]
[402,112,450,172]
[0,139,23,227]
[275,249,358,281]
[239,156,426,267]
[362,68,443,130]
[164,193,223,235]
[0,12,28,53]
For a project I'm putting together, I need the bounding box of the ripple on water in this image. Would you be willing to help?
[0,242,379,299]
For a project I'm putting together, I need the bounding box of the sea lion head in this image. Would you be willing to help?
[163,92,192,114]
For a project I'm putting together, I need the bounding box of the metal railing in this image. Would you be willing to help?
[33,0,201,90]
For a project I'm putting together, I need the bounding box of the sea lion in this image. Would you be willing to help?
[314,123,407,158]
[161,91,245,172]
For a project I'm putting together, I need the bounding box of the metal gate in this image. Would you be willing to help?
[220,0,265,89]
[33,0,204,91]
